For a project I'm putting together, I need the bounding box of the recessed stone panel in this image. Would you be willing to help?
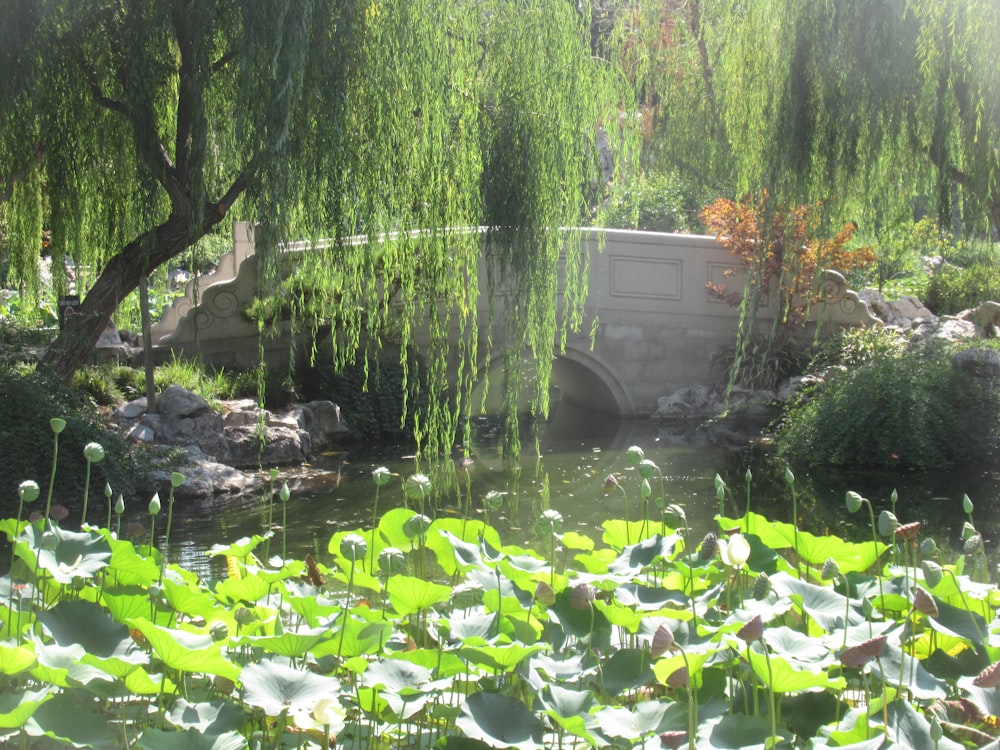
[610,257,682,301]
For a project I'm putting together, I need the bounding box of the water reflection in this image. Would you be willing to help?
[150,402,998,579]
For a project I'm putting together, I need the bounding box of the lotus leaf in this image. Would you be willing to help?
[240,660,341,717]
[456,692,544,749]
[137,728,248,750]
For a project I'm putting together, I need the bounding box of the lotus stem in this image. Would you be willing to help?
[762,642,777,742]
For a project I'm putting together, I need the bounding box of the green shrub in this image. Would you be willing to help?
[809,326,907,371]
[924,261,1000,315]
[774,343,992,469]
[0,366,142,508]
[711,333,811,390]
[600,171,699,232]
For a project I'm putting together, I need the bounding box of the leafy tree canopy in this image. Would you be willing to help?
[617,0,1000,235]
[0,0,632,454]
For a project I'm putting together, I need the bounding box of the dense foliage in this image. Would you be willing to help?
[0,367,140,506]
[1,446,999,749]
[774,332,999,470]
[0,0,633,457]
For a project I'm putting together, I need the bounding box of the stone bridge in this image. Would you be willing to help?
[148,222,877,417]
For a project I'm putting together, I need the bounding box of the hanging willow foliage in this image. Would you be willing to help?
[0,0,634,456]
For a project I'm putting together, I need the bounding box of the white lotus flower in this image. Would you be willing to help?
[718,533,751,569]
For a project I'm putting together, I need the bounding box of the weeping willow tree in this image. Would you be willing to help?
[0,0,632,455]
[616,0,1000,234]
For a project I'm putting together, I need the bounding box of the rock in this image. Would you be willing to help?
[910,316,976,345]
[142,446,259,498]
[952,347,1000,379]
[157,385,213,418]
[964,301,1000,339]
[113,385,347,498]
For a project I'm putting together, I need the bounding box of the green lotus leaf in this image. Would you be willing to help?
[594,699,673,740]
[0,641,36,676]
[240,660,341,717]
[602,520,669,553]
[22,691,120,745]
[32,641,117,691]
[362,657,436,694]
[607,534,681,575]
[376,507,420,551]
[391,648,468,680]
[458,643,545,673]
[207,534,266,561]
[742,644,846,693]
[126,618,240,680]
[387,575,452,616]
[213,574,270,604]
[0,687,53,730]
[103,586,171,627]
[695,711,792,749]
[121,666,176,696]
[599,648,655,695]
[230,627,329,659]
[769,572,865,632]
[427,519,502,576]
[137,728,248,750]
[312,616,391,659]
[456,692,544,749]
[561,531,595,551]
[165,698,246,734]
[928,598,989,646]
[106,539,161,586]
[161,577,219,620]
[20,526,111,583]
[37,600,137,658]
[652,651,710,690]
[537,683,598,719]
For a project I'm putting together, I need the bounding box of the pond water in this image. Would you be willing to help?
[151,401,1000,580]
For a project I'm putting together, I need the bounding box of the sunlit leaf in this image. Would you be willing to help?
[230,627,328,659]
[387,575,452,616]
[137,728,248,750]
[165,698,246,733]
[456,692,544,749]
[240,660,341,717]
[126,618,240,680]
[0,641,36,675]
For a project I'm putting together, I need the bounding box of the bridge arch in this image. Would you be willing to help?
[471,345,634,419]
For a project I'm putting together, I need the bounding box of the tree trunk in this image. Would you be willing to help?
[40,213,195,381]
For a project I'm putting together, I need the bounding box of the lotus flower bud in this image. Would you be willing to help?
[666,666,688,688]
[569,583,596,611]
[148,493,161,515]
[719,533,750,569]
[921,560,943,588]
[170,471,185,488]
[269,468,279,482]
[784,467,795,485]
[699,532,718,560]
[659,731,687,749]
[83,442,105,463]
[535,509,564,535]
[752,572,771,601]
[533,581,556,607]
[929,714,943,742]
[737,614,764,643]
[840,635,886,669]
[50,418,66,435]
[973,660,1000,688]
[961,521,977,540]
[664,504,687,527]
[279,482,290,503]
[372,466,393,486]
[604,474,620,492]
[821,557,841,581]
[483,490,504,511]
[963,494,974,515]
[114,493,125,515]
[877,510,898,536]
[963,533,983,555]
[18,480,40,503]
[104,482,112,499]
[714,473,726,499]
[638,459,659,479]
[640,478,652,499]
[403,513,432,539]
[844,491,864,513]
[650,623,675,658]
[912,586,938,617]
[625,445,644,465]
[339,533,367,562]
[744,468,752,483]
[378,547,405,575]
[403,473,431,501]
[209,621,230,642]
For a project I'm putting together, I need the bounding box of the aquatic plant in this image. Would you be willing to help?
[0,438,996,748]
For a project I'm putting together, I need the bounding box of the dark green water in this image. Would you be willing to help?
[152,402,1000,579]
